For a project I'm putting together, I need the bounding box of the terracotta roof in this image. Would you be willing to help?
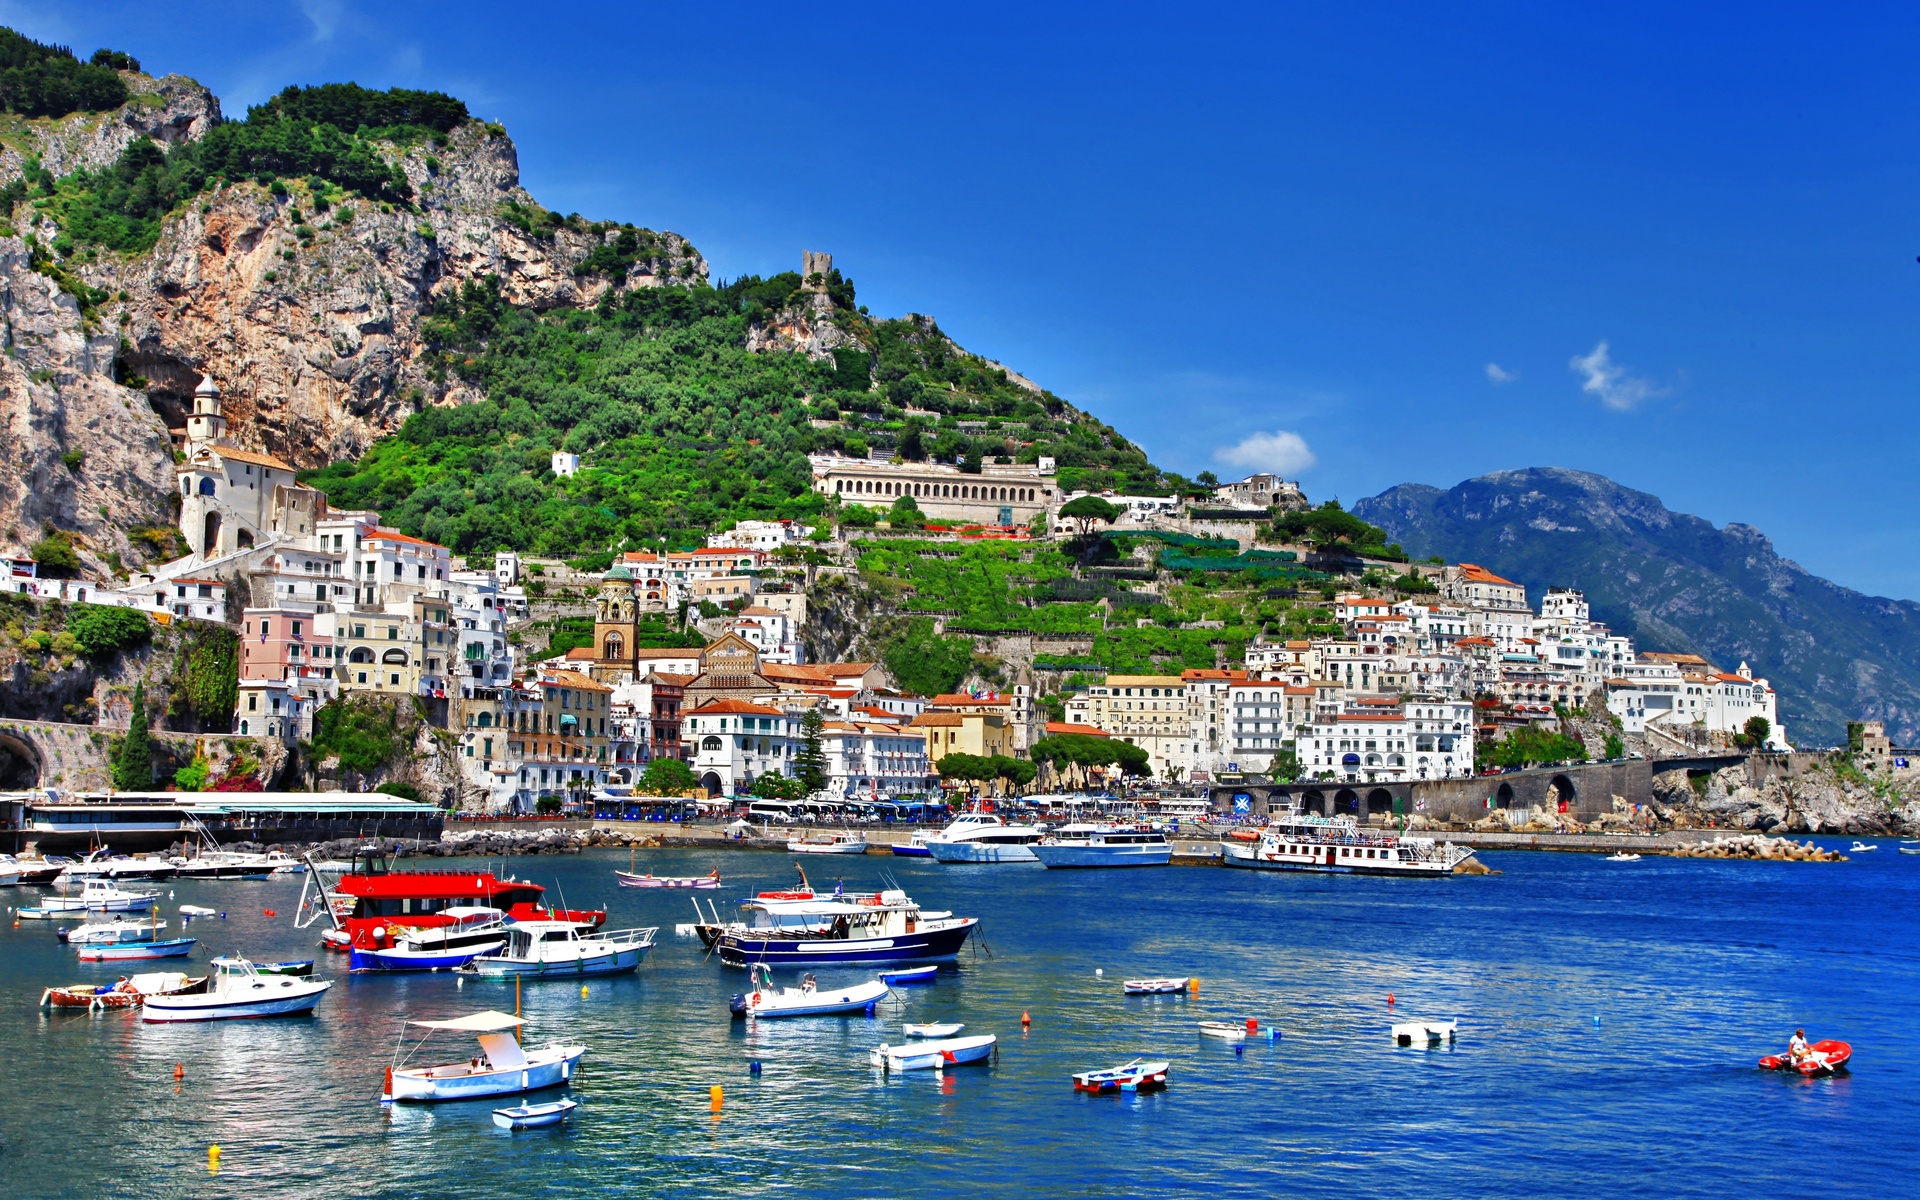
[819,662,875,678]
[1044,721,1109,737]
[366,530,448,551]
[212,445,298,472]
[1284,686,1317,695]
[1335,713,1404,723]
[651,673,697,685]
[909,713,965,727]
[542,670,611,691]
[761,663,834,683]
[563,647,597,661]
[1180,668,1246,680]
[1456,563,1518,586]
[932,693,1009,707]
[689,698,785,716]
[734,605,782,617]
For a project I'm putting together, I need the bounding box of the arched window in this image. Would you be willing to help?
[348,647,374,663]
[382,649,409,665]
[702,736,723,751]
[198,477,216,496]
[478,712,494,728]
[239,720,249,735]
[603,633,624,661]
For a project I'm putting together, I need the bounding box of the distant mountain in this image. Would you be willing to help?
[1353,468,1920,746]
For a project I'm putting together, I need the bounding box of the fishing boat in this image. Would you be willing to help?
[78,937,196,961]
[298,847,605,952]
[728,963,891,1018]
[903,1021,964,1038]
[869,1034,996,1072]
[1392,1018,1458,1046]
[41,971,208,1011]
[1850,842,1877,853]
[1198,1021,1249,1040]
[1072,1059,1170,1094]
[493,1099,577,1129]
[712,890,978,968]
[1759,1039,1852,1076]
[614,869,721,889]
[891,832,933,858]
[140,960,331,1021]
[787,831,871,855]
[460,922,657,979]
[1122,978,1190,995]
[382,1011,584,1103]
[879,965,939,986]
[58,917,165,945]
[348,906,512,973]
[32,878,158,914]
[925,813,1046,863]
[1221,803,1473,877]
[210,955,315,977]
[1032,825,1173,868]
[1604,852,1643,863]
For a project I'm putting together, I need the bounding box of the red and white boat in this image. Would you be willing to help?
[299,848,604,952]
[1759,1039,1852,1076]
[1073,1059,1170,1094]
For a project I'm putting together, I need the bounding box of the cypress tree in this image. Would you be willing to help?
[795,708,828,795]
[114,680,152,790]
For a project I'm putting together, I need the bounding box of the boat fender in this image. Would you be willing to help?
[382,1066,393,1100]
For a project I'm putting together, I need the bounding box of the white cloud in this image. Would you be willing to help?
[1569,341,1663,411]
[1485,362,1517,384]
[1214,430,1317,477]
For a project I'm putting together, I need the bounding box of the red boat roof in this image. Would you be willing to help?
[334,868,545,899]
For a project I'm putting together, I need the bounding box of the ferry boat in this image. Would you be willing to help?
[713,890,978,967]
[300,848,604,952]
[925,813,1046,863]
[1219,804,1473,877]
[1031,824,1172,869]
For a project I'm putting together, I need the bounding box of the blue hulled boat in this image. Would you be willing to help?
[714,890,977,968]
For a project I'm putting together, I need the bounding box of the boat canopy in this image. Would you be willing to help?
[407,1010,524,1032]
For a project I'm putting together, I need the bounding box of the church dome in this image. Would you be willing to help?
[603,564,634,581]
[194,374,221,398]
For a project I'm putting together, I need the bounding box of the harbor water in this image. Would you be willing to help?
[2,841,1916,1198]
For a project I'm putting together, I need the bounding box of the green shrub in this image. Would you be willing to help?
[310,696,410,773]
[30,533,81,576]
[0,28,130,118]
[67,602,151,657]
[373,781,423,802]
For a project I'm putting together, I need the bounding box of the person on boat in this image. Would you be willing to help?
[1788,1029,1812,1064]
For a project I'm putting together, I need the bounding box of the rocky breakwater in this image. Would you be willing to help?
[1651,762,1920,837]
[1666,834,1847,862]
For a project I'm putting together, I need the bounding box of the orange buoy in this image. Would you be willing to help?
[1388,992,1395,1007]
[174,1063,185,1080]
[1021,1010,1031,1028]
[264,909,275,918]
[709,1085,723,1112]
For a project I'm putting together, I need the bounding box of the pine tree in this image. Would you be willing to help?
[114,680,152,790]
[795,708,828,795]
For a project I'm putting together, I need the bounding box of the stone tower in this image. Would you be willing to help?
[593,565,640,670]
[802,250,832,288]
[185,374,227,450]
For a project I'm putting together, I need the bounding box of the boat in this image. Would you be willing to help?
[0,857,18,887]
[31,878,159,914]
[1850,842,1877,853]
[891,833,933,858]
[140,960,332,1021]
[1759,1039,1852,1076]
[210,956,315,977]
[1221,802,1474,877]
[460,922,657,979]
[869,1034,996,1071]
[382,1010,584,1103]
[57,848,178,881]
[41,971,208,1011]
[348,906,512,972]
[299,847,605,952]
[1604,852,1643,862]
[788,831,871,855]
[1392,1018,1458,1046]
[1198,1020,1249,1040]
[728,963,892,1018]
[0,854,65,885]
[58,917,166,945]
[1072,1059,1170,1094]
[78,937,196,961]
[1123,978,1190,995]
[1902,847,1920,856]
[1032,825,1173,868]
[614,869,721,889]
[712,890,978,967]
[878,965,939,986]
[925,813,1046,863]
[903,1022,964,1038]
[493,1099,578,1129]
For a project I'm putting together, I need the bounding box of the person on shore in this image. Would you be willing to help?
[1788,1029,1811,1064]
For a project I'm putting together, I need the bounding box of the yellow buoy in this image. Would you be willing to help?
[709,1085,723,1112]
[1189,978,1200,993]
[581,985,589,998]
[207,1146,221,1173]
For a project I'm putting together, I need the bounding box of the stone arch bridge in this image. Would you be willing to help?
[1209,759,1655,823]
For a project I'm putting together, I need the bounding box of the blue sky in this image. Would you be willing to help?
[19,2,1920,596]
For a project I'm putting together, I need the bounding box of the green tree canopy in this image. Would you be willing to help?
[113,680,152,790]
[881,618,975,698]
[1059,494,1121,535]
[639,755,697,795]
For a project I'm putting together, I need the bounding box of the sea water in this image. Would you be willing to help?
[1,841,1914,1198]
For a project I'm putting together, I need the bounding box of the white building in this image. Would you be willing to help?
[822,720,932,798]
[552,452,581,477]
[710,520,814,552]
[724,605,803,666]
[1212,473,1303,509]
[1298,698,1474,783]
[684,699,798,797]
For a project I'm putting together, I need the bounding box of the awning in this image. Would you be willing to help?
[408,1010,524,1032]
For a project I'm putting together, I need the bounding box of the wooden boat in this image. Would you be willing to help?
[383,1010,584,1103]
[1198,1020,1249,1040]
[141,960,331,1021]
[493,1098,578,1129]
[210,956,315,977]
[1392,1018,1458,1046]
[1760,1039,1852,1076]
[869,1033,996,1071]
[58,917,165,945]
[41,972,208,1010]
[461,923,657,979]
[1073,1059,1170,1094]
[1122,978,1190,995]
[78,937,196,961]
[878,965,938,986]
[1604,853,1643,862]
[903,1022,964,1038]
[614,869,721,889]
[787,832,870,855]
[729,963,891,1018]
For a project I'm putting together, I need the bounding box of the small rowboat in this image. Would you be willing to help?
[614,870,721,889]
[879,965,938,986]
[210,956,315,977]
[1604,853,1642,862]
[1393,1018,1458,1046]
[903,1022,964,1038]
[870,1034,996,1071]
[41,972,208,1010]
[492,1098,578,1129]
[1902,848,1920,856]
[1073,1059,1170,1094]
[179,905,222,916]
[1198,1020,1249,1040]
[77,938,196,961]
[1760,1039,1852,1076]
[1122,978,1190,995]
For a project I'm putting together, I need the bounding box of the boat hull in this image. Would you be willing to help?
[718,919,977,968]
[465,944,648,979]
[1032,843,1172,868]
[871,1034,995,1071]
[349,941,505,973]
[387,1046,584,1102]
[787,843,870,855]
[730,978,891,1018]
[493,1099,577,1128]
[927,841,1038,863]
[77,938,195,961]
[1220,840,1458,877]
[889,844,932,857]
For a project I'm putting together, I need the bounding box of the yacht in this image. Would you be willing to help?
[1220,803,1473,878]
[711,890,976,967]
[925,813,1046,863]
[58,848,177,881]
[1031,824,1173,868]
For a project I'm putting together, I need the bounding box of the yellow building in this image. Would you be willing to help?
[504,669,613,801]
[908,711,1011,764]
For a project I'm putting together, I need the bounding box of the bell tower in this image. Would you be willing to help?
[185,374,227,450]
[593,565,639,671]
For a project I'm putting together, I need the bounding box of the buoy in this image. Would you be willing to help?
[1234,1044,1244,1056]
[207,1145,220,1168]
[1094,968,1103,976]
[581,985,589,998]
[1021,1010,1031,1028]
[1268,1028,1280,1041]
[748,1060,762,1077]
[264,909,275,918]
[1388,992,1395,1007]
[1188,978,1200,993]
[1246,1017,1258,1034]
[709,1085,723,1112]
[174,1063,185,1080]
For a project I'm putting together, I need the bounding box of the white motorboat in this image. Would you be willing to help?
[0,856,20,887]
[1850,842,1877,853]
[383,1011,584,1103]
[1392,1018,1458,1046]
[1123,978,1191,995]
[1198,1020,1249,1040]
[1604,852,1643,862]
[348,906,511,973]
[140,960,332,1021]
[925,813,1046,863]
[58,849,177,881]
[460,922,656,979]
[179,905,221,916]
[35,878,158,914]
[59,917,166,945]
[710,890,978,968]
[903,1021,965,1038]
[787,832,871,855]
[728,963,891,1018]
[890,832,934,858]
[1221,802,1473,877]
[493,1098,577,1129]
[869,1033,996,1071]
[1,854,63,885]
[1032,825,1173,868]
